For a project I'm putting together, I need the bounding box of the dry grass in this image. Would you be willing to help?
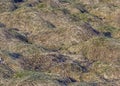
[0,0,120,86]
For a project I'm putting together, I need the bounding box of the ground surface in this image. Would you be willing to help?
[0,0,120,86]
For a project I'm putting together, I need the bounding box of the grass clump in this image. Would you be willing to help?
[81,36,120,62]
[37,3,46,9]
[13,71,32,79]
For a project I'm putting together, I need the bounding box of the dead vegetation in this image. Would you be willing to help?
[0,0,120,86]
